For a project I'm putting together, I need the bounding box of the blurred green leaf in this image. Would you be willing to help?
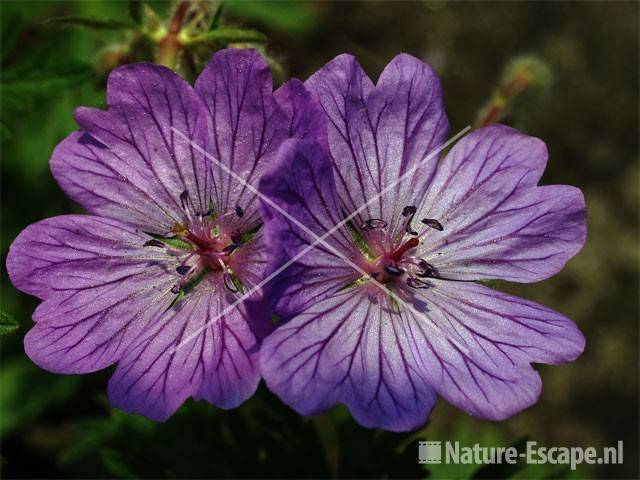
[59,392,329,478]
[210,2,224,29]
[129,0,143,24]
[43,15,134,30]
[224,0,317,33]
[1,61,93,114]
[1,11,23,62]
[99,448,138,479]
[471,436,528,479]
[0,311,19,335]
[0,358,82,437]
[187,27,267,45]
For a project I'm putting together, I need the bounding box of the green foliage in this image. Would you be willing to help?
[43,15,135,30]
[223,0,318,33]
[1,62,93,112]
[0,358,82,437]
[129,0,143,25]
[58,393,330,478]
[186,27,267,45]
[1,11,23,62]
[0,311,19,335]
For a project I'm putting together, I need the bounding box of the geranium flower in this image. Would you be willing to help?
[258,54,587,431]
[6,48,322,421]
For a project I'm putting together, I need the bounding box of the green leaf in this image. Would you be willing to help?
[1,358,82,437]
[210,2,224,29]
[43,15,135,31]
[224,0,317,34]
[0,311,19,335]
[1,62,93,113]
[1,11,23,62]
[186,27,267,45]
[129,0,143,24]
[471,436,528,479]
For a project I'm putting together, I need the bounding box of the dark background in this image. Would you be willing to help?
[1,1,638,478]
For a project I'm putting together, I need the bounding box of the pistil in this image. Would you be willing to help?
[390,237,419,261]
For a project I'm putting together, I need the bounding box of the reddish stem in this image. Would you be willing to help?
[157,1,190,68]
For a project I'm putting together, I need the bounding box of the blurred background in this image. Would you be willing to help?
[1,1,638,478]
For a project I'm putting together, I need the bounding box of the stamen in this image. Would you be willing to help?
[360,218,387,231]
[143,239,165,248]
[235,206,244,217]
[407,277,430,289]
[402,205,418,235]
[171,284,182,294]
[231,231,243,244]
[176,265,191,275]
[195,209,212,218]
[179,190,190,210]
[402,206,417,216]
[421,218,444,231]
[383,265,405,276]
[416,260,435,278]
[222,243,242,254]
[223,272,239,292]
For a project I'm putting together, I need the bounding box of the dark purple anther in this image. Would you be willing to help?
[143,239,165,248]
[231,231,243,244]
[222,243,241,254]
[416,260,435,278]
[223,272,239,292]
[407,277,430,289]
[402,205,418,235]
[179,190,190,210]
[402,206,417,217]
[360,218,387,231]
[235,206,244,217]
[421,218,444,231]
[176,265,191,275]
[384,265,405,276]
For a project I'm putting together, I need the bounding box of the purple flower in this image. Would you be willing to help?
[6,48,321,421]
[258,54,587,431]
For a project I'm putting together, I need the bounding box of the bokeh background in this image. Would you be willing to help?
[1,1,638,478]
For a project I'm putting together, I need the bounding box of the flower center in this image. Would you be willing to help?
[144,190,249,297]
[361,205,444,290]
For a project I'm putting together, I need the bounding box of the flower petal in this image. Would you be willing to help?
[260,289,438,431]
[195,48,289,227]
[418,125,587,282]
[274,78,327,145]
[108,280,260,421]
[402,279,584,419]
[52,64,210,233]
[305,53,449,236]
[6,215,177,372]
[258,139,360,322]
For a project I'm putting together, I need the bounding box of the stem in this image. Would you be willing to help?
[474,74,530,129]
[156,1,190,69]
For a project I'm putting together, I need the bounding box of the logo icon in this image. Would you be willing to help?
[419,441,442,464]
